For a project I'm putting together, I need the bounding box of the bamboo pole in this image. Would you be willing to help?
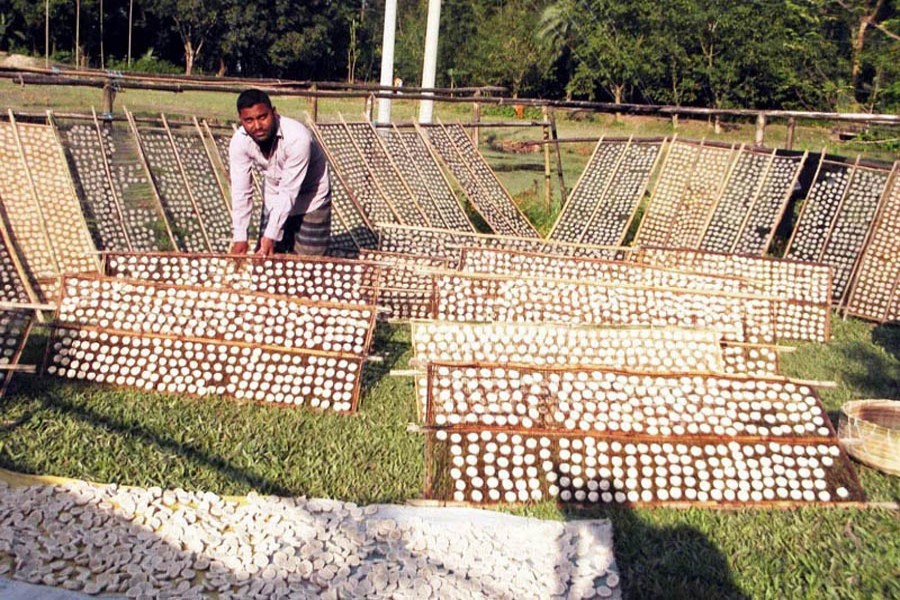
[817,155,861,264]
[123,107,179,249]
[726,146,774,254]
[541,106,552,212]
[160,113,214,252]
[549,108,567,207]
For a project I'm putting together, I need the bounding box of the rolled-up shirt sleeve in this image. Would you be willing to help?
[262,133,312,241]
[229,133,255,243]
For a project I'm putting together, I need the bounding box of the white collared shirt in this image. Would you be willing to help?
[229,115,331,242]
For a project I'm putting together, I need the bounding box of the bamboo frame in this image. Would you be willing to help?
[842,161,900,320]
[437,119,540,238]
[817,155,862,264]
[580,136,642,245]
[194,116,232,215]
[7,110,62,281]
[88,107,134,251]
[456,245,755,294]
[0,198,42,310]
[742,150,809,256]
[123,107,179,250]
[836,160,897,311]
[160,113,214,252]
[633,135,685,246]
[100,251,385,305]
[0,313,33,398]
[693,143,742,250]
[38,112,103,273]
[387,124,473,232]
[337,116,420,225]
[308,120,404,225]
[423,427,866,506]
[343,117,433,227]
[546,135,605,240]
[614,138,668,248]
[58,272,380,354]
[44,323,367,414]
[411,120,497,232]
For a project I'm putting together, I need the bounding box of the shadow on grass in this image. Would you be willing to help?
[564,506,749,600]
[1,387,295,498]
[838,339,900,401]
[361,322,410,391]
[872,321,900,362]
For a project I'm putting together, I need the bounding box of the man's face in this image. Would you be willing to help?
[239,103,278,144]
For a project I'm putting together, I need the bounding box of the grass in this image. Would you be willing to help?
[2,319,899,599]
[1,82,899,598]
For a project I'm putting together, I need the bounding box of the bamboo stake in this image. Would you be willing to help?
[665,138,707,248]
[728,146,775,254]
[123,107,178,249]
[549,108,567,208]
[616,138,668,247]
[0,199,42,312]
[160,113,214,252]
[694,142,741,250]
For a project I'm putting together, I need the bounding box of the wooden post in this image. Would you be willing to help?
[754,112,767,147]
[102,81,116,115]
[471,89,481,148]
[549,108,566,211]
[364,94,375,122]
[786,117,796,150]
[310,84,318,123]
[542,110,552,213]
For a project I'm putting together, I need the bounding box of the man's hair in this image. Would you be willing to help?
[237,89,273,112]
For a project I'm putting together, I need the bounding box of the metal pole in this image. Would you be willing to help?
[418,0,441,124]
[376,0,398,126]
[127,0,133,67]
[44,0,49,68]
[75,0,80,68]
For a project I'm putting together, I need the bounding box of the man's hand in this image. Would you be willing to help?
[230,241,249,255]
[256,237,276,257]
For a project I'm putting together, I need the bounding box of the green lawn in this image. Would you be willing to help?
[2,318,898,599]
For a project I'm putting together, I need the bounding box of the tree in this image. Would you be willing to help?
[146,0,224,75]
[827,0,899,103]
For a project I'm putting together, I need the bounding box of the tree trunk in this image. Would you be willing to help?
[614,85,623,122]
[216,56,226,77]
[184,40,194,75]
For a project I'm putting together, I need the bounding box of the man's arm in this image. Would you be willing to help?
[229,134,255,253]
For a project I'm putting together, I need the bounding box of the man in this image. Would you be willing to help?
[229,89,331,256]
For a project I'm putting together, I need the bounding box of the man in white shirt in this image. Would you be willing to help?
[229,89,331,256]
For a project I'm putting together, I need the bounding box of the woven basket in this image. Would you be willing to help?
[839,400,900,476]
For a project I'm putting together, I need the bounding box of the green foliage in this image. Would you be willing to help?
[107,50,183,75]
